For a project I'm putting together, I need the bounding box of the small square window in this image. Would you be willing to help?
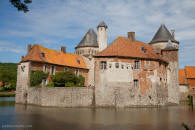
[64,67,68,71]
[134,80,138,87]
[121,65,124,69]
[115,63,119,68]
[109,64,112,68]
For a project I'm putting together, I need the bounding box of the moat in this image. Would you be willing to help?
[0,97,194,130]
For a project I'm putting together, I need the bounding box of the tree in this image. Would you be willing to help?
[9,0,32,13]
[51,71,85,87]
[30,70,48,87]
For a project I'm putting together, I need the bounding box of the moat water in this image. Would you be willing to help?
[0,97,194,130]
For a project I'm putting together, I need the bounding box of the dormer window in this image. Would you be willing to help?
[40,51,45,57]
[76,59,80,64]
[141,47,147,53]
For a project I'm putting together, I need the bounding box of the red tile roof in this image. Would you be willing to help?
[0,81,3,87]
[179,69,186,85]
[95,37,166,62]
[185,66,195,79]
[21,44,88,69]
[188,79,195,87]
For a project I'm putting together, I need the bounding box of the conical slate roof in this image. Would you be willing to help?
[163,40,177,50]
[75,28,98,49]
[97,21,108,28]
[149,24,179,44]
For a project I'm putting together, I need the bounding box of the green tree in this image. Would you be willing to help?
[0,63,17,91]
[30,70,48,87]
[51,71,85,87]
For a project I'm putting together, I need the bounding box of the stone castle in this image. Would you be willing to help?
[16,21,180,107]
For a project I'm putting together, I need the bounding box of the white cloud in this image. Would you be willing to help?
[0,41,25,54]
[0,0,195,66]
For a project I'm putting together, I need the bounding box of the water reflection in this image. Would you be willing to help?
[0,97,195,130]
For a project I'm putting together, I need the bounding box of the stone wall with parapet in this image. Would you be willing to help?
[27,87,93,107]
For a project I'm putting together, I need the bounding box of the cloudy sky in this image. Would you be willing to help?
[0,0,195,68]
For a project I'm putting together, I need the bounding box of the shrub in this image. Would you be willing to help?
[46,82,54,87]
[30,70,48,87]
[65,82,75,87]
[77,75,85,87]
[51,71,85,87]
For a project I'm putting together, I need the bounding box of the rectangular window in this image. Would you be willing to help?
[43,64,47,72]
[134,60,139,69]
[64,67,68,71]
[115,63,119,68]
[101,61,107,70]
[75,69,79,76]
[50,65,55,75]
[134,80,138,87]
[121,64,124,69]
[109,64,112,68]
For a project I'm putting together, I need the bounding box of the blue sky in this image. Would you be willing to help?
[0,0,195,68]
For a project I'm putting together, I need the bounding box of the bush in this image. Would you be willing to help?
[46,82,54,87]
[30,70,48,87]
[65,82,75,87]
[51,71,85,87]
[77,75,85,87]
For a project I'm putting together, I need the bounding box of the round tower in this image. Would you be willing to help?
[75,28,99,57]
[149,24,179,52]
[97,21,108,51]
[149,24,180,104]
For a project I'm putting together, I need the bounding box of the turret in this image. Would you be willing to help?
[150,24,180,104]
[97,21,108,51]
[75,28,99,57]
[149,24,179,52]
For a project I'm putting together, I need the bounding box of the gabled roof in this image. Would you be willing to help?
[95,36,167,63]
[75,28,98,49]
[179,69,187,85]
[149,24,179,44]
[97,21,108,28]
[185,66,195,79]
[22,44,88,69]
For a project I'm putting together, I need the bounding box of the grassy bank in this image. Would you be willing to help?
[0,91,15,97]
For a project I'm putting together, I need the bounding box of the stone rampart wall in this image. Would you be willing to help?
[27,87,93,107]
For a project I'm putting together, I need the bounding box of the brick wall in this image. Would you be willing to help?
[162,50,179,104]
[94,57,168,107]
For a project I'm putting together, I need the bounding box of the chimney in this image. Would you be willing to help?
[171,30,175,39]
[28,44,32,53]
[61,46,66,53]
[128,32,135,43]
[21,56,24,60]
